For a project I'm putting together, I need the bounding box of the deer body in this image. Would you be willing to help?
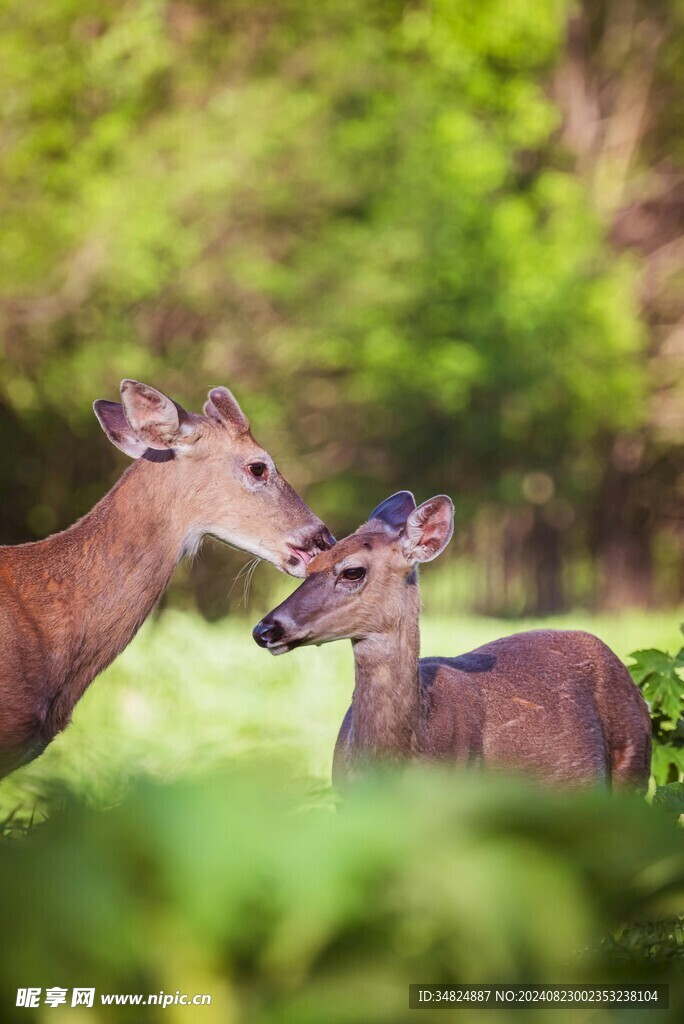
[0,381,331,776]
[254,491,651,791]
[334,627,650,788]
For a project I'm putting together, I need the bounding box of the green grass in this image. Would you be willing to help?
[1,605,682,821]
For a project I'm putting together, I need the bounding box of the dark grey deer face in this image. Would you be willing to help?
[252,492,454,654]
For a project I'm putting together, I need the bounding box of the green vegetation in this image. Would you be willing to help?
[1,763,684,1024]
[0,601,682,1024]
[629,630,684,786]
[0,0,682,615]
[1,606,681,820]
[1,1,683,1019]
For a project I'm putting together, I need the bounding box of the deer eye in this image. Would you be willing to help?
[248,462,268,479]
[340,567,366,582]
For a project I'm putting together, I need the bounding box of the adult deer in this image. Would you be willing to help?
[0,380,333,777]
[253,491,651,790]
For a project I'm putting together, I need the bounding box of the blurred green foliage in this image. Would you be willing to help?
[1,767,683,1024]
[0,0,680,614]
[1,5,683,1013]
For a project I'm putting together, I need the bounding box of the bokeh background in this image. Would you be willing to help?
[1,2,684,1022]
[2,0,684,618]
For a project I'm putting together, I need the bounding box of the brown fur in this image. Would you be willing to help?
[333,628,651,789]
[0,383,330,777]
[307,529,383,574]
[255,503,652,791]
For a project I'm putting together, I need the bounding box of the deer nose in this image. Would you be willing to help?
[298,525,335,552]
[316,527,336,550]
[252,617,284,648]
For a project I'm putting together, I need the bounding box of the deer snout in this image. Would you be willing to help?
[318,527,336,550]
[286,526,335,572]
[252,616,284,649]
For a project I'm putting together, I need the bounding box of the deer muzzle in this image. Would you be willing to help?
[252,614,295,655]
[284,526,336,576]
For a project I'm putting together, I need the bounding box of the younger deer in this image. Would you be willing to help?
[253,491,651,789]
[0,380,332,776]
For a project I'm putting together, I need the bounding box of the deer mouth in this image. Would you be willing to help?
[266,640,296,656]
[287,545,316,572]
[285,528,335,576]
[261,635,306,656]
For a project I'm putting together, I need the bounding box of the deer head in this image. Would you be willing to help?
[94,380,333,575]
[253,490,454,652]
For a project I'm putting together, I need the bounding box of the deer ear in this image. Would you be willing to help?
[368,490,417,531]
[204,387,250,434]
[119,380,193,451]
[93,400,149,459]
[402,495,454,563]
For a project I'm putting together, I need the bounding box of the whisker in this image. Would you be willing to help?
[228,557,260,601]
[242,557,261,608]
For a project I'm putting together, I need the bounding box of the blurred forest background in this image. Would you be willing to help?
[0,0,683,619]
[2,5,684,1020]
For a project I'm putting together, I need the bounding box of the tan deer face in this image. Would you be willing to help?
[94,380,333,576]
[253,491,454,652]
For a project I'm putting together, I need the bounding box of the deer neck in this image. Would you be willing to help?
[349,573,421,764]
[30,457,194,730]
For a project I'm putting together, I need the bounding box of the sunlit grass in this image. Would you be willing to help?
[1,606,682,821]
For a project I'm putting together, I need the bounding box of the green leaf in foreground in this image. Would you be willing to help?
[629,647,684,728]
[628,640,684,786]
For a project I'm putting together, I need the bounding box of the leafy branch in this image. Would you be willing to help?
[628,630,684,787]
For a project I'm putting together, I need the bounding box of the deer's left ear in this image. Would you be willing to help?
[402,496,454,563]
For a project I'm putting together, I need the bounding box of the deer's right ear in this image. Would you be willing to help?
[402,495,454,563]
[368,491,417,531]
[93,401,149,459]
